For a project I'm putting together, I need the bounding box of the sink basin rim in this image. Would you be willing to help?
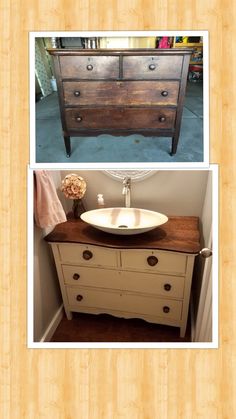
[80,207,168,235]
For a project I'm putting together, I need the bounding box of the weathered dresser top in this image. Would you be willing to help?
[45,216,200,254]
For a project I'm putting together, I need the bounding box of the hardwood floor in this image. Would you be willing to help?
[50,312,191,343]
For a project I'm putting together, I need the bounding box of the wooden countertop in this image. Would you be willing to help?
[45,216,200,254]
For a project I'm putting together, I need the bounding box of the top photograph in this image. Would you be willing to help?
[32,32,207,165]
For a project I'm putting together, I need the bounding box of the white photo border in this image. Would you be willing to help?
[27,165,218,349]
[30,30,209,168]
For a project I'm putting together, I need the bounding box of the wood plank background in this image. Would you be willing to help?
[1,0,235,417]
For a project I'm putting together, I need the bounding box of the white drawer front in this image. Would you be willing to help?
[58,244,118,267]
[62,265,120,287]
[121,250,186,275]
[62,265,185,298]
[66,287,182,321]
[118,271,185,298]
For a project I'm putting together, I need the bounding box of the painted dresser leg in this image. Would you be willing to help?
[170,135,179,156]
[180,324,186,338]
[64,136,71,157]
[65,309,73,320]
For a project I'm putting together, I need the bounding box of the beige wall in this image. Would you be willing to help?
[61,169,209,216]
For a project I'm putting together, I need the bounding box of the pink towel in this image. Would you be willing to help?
[158,37,170,49]
[34,171,67,228]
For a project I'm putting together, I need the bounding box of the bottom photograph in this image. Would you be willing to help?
[30,168,217,348]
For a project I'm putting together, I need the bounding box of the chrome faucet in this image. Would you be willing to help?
[122,177,131,207]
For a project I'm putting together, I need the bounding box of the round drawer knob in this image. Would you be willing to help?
[83,250,93,260]
[161,91,168,97]
[74,91,80,97]
[87,64,93,71]
[147,255,158,266]
[159,116,166,122]
[73,273,80,280]
[76,116,82,122]
[164,283,171,291]
[76,294,83,302]
[149,64,156,71]
[163,306,170,313]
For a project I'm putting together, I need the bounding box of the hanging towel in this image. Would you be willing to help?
[34,170,67,228]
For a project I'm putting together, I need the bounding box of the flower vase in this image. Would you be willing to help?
[72,199,85,219]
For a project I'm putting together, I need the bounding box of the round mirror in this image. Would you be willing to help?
[104,170,156,182]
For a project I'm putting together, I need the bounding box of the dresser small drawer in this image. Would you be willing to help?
[123,55,183,79]
[65,107,176,130]
[66,287,183,320]
[57,243,118,267]
[63,80,180,106]
[59,56,119,79]
[121,250,187,275]
[62,265,185,298]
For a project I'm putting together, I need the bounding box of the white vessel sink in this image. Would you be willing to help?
[80,207,168,235]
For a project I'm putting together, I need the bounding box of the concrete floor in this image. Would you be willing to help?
[36,82,203,163]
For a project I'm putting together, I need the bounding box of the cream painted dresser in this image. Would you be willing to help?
[45,216,200,338]
[48,48,192,157]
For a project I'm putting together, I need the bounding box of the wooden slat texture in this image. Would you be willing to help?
[0,1,235,418]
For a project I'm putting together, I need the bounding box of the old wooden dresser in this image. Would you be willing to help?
[48,48,192,157]
[45,216,200,338]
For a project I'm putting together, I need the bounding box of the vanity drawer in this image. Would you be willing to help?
[123,55,183,79]
[62,265,120,287]
[121,250,187,275]
[63,81,180,106]
[66,287,183,320]
[62,265,185,298]
[57,244,118,267]
[65,107,176,130]
[59,56,119,79]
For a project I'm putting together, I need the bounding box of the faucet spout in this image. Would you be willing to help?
[122,177,131,208]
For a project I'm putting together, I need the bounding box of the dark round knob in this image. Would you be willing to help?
[161,91,168,97]
[147,255,158,266]
[74,91,80,97]
[159,116,166,122]
[163,306,170,313]
[76,294,83,302]
[87,64,93,71]
[76,116,82,122]
[83,250,93,260]
[73,273,80,280]
[164,283,171,291]
[149,64,156,71]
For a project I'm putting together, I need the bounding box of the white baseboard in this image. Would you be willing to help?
[40,304,64,342]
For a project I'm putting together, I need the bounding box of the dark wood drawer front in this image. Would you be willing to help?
[65,108,176,130]
[123,55,183,79]
[63,81,180,106]
[59,56,119,79]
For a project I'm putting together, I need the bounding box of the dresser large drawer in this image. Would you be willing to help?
[59,56,119,79]
[57,243,118,267]
[65,107,176,130]
[63,80,180,106]
[66,287,183,320]
[123,55,183,79]
[62,265,185,298]
[121,250,187,275]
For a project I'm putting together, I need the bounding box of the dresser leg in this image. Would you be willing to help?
[64,136,71,157]
[65,309,73,320]
[180,324,186,338]
[170,136,178,156]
